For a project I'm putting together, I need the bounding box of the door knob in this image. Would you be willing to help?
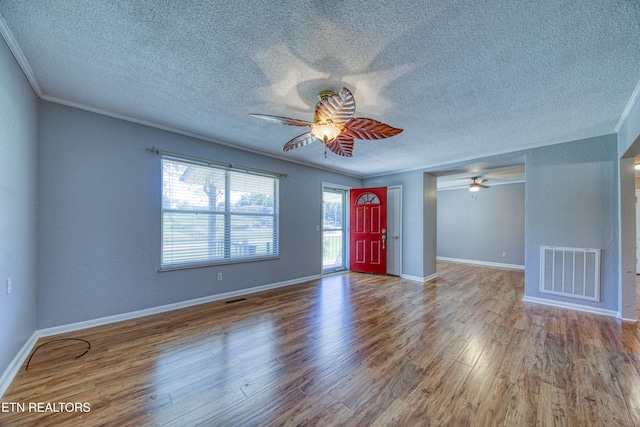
[394,235,399,239]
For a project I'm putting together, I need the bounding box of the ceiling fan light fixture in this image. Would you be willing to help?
[469,176,485,192]
[311,123,341,144]
[250,87,402,157]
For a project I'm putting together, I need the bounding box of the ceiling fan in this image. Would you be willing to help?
[469,177,489,192]
[250,87,403,157]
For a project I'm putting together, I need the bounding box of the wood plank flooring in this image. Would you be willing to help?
[2,262,640,426]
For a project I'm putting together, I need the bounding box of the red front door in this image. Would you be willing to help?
[350,187,387,274]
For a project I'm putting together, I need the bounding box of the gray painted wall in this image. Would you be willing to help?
[524,134,619,312]
[437,182,525,266]
[37,102,361,328]
[0,37,38,378]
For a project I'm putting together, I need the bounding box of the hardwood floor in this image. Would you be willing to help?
[2,262,640,426]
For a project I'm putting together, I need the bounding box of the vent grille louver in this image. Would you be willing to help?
[540,246,600,302]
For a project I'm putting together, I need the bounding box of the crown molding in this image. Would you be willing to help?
[40,94,364,179]
[0,13,43,97]
[616,78,640,133]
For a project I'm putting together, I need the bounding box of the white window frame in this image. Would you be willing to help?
[161,155,279,270]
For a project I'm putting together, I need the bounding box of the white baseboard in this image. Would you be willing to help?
[0,332,39,398]
[437,256,525,270]
[522,295,620,318]
[401,273,438,283]
[1,274,321,398]
[38,274,322,338]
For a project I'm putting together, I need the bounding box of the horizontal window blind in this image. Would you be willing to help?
[161,156,279,269]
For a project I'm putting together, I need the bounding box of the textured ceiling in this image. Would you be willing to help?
[0,0,639,177]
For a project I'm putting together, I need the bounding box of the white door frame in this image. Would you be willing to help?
[636,189,640,274]
[387,185,403,276]
[321,182,351,274]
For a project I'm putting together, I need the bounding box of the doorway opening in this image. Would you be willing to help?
[322,186,348,274]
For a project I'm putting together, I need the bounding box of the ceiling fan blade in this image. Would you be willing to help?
[282,132,317,152]
[343,117,403,140]
[326,135,354,157]
[250,114,312,127]
[315,87,355,126]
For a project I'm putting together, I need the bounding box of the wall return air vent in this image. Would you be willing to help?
[540,246,601,302]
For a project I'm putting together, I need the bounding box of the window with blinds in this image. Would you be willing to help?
[161,156,279,269]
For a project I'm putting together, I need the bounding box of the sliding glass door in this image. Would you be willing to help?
[322,186,347,273]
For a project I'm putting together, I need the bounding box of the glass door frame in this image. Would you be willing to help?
[322,183,350,274]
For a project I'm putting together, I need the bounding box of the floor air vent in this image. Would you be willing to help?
[540,246,600,302]
[224,298,247,304]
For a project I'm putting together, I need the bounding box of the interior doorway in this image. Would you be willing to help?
[636,188,640,275]
[322,185,348,274]
[620,151,639,321]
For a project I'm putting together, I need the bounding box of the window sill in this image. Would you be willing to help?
[159,256,280,272]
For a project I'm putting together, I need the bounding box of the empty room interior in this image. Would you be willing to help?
[1,1,640,425]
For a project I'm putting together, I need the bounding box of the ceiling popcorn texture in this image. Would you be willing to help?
[0,0,638,177]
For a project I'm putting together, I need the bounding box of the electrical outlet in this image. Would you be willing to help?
[217,273,223,281]
[502,252,507,258]
[6,278,12,295]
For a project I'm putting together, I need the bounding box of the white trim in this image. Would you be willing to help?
[437,256,525,270]
[616,78,640,132]
[387,185,403,277]
[37,274,320,338]
[424,273,438,282]
[401,273,438,283]
[0,332,39,398]
[321,182,352,191]
[0,14,43,97]
[522,296,620,319]
[321,182,351,274]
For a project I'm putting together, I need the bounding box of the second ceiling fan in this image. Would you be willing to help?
[469,177,489,192]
